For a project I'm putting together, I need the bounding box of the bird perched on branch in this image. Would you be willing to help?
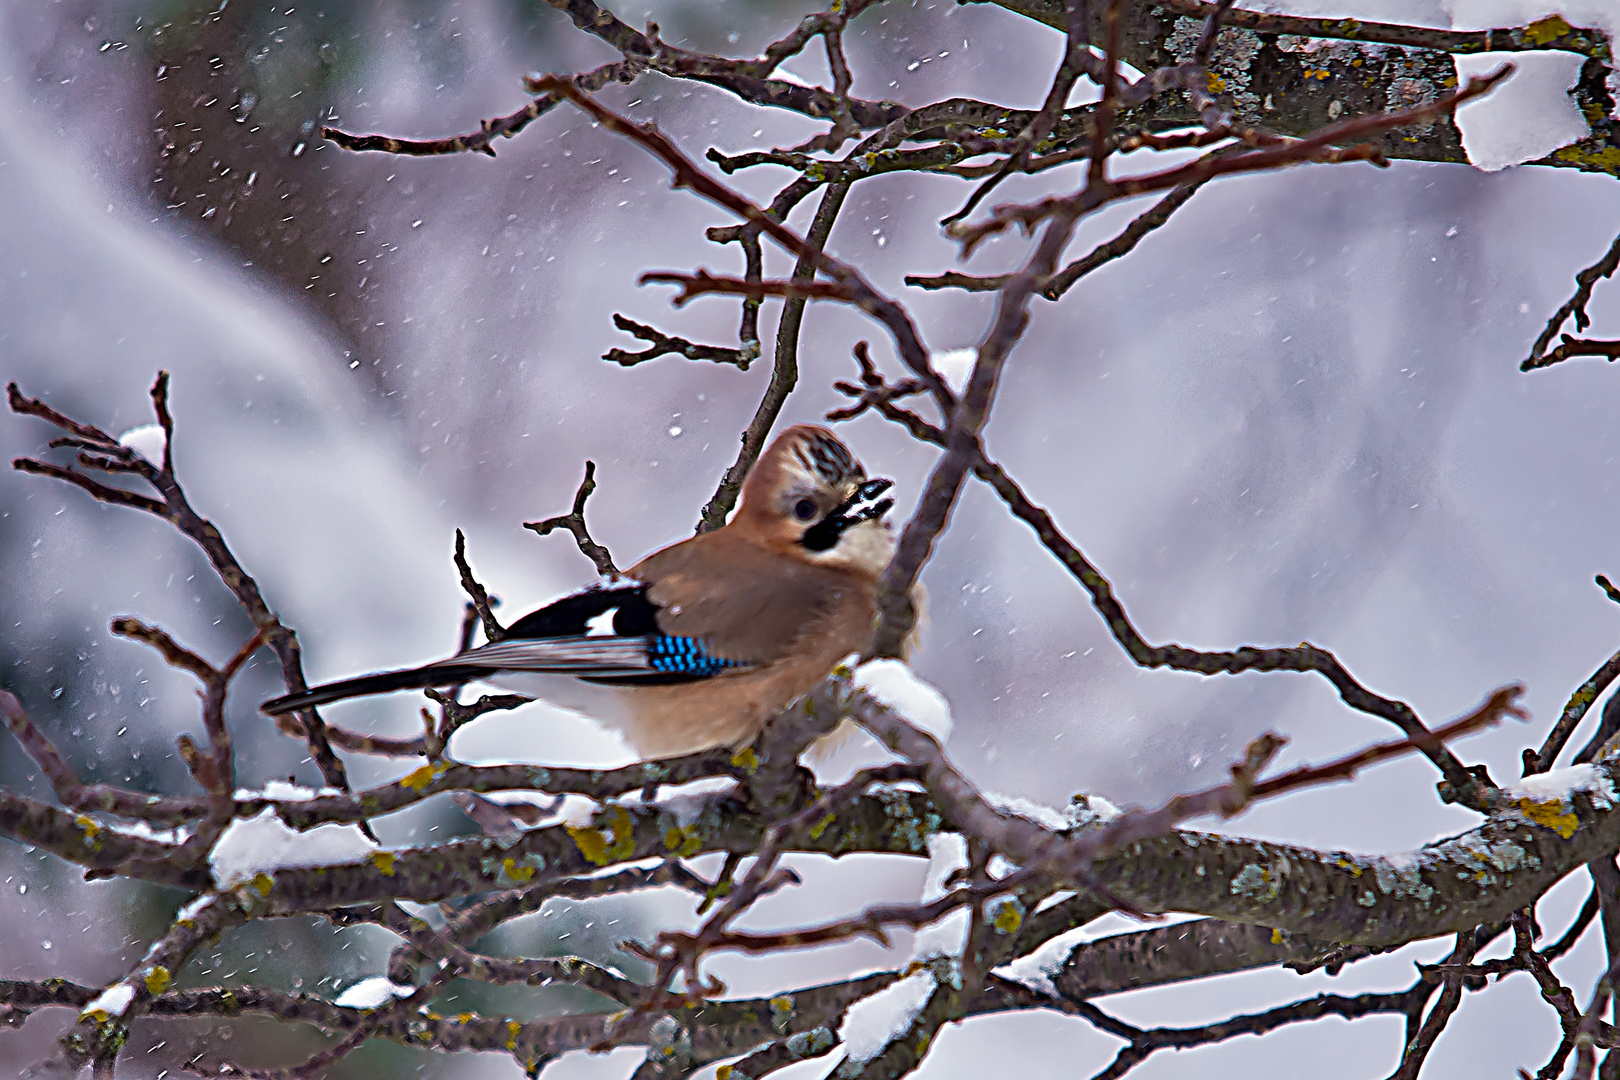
[262,425,897,757]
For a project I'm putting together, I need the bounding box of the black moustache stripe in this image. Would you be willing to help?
[799,480,894,552]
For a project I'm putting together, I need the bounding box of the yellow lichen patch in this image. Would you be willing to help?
[144,966,172,995]
[664,825,702,858]
[1522,14,1574,46]
[502,856,537,884]
[807,812,836,841]
[1517,797,1579,839]
[1271,928,1285,945]
[506,1019,523,1051]
[730,747,760,773]
[1336,857,1363,876]
[993,903,1022,934]
[252,872,274,896]
[569,805,635,866]
[400,762,447,793]
[717,1067,734,1080]
[370,851,397,877]
[1554,144,1620,173]
[75,814,102,844]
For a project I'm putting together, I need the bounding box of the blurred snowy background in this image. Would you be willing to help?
[2,0,1619,1076]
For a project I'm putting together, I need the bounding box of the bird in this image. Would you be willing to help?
[261,424,898,758]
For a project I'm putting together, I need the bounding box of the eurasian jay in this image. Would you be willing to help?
[261,424,896,757]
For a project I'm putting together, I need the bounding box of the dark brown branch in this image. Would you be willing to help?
[10,455,166,514]
[57,892,241,1072]
[1514,908,1592,1078]
[1043,0,1615,58]
[1574,956,1620,1079]
[1529,335,1620,368]
[532,76,948,407]
[322,58,638,157]
[0,690,208,824]
[1536,645,1620,772]
[1600,575,1620,606]
[1576,689,1620,768]
[1523,228,1620,370]
[452,528,505,642]
[1547,883,1603,963]
[907,173,1211,298]
[604,314,759,370]
[954,65,1512,254]
[697,181,852,532]
[641,270,853,306]
[423,690,533,759]
[1088,982,1430,1080]
[523,460,619,577]
[108,618,269,825]
[533,0,906,130]
[8,374,355,797]
[707,683,1518,976]
[832,374,1489,803]
[319,726,430,758]
[1390,932,1477,1080]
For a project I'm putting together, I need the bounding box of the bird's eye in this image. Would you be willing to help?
[793,498,818,521]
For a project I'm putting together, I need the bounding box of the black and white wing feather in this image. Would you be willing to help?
[260,582,750,715]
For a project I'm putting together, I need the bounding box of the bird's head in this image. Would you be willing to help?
[735,424,896,576]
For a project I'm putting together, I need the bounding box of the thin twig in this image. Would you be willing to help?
[831,371,1491,803]
[523,460,619,577]
[1390,932,1477,1079]
[1535,645,1620,772]
[1524,229,1620,370]
[8,375,355,797]
[908,172,1212,298]
[453,528,506,641]
[603,314,758,369]
[696,181,851,533]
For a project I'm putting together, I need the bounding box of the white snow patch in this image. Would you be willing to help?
[175,894,215,923]
[209,807,377,888]
[995,926,1090,996]
[333,976,414,1009]
[1033,889,1077,914]
[396,900,443,924]
[854,660,954,743]
[557,794,602,830]
[1452,50,1589,170]
[116,423,165,461]
[106,818,192,845]
[79,983,136,1019]
[1505,763,1618,807]
[986,791,1121,831]
[1068,793,1121,825]
[838,969,937,1066]
[1384,850,1420,873]
[234,780,341,802]
[771,67,814,89]
[931,348,976,395]
[912,833,969,960]
[1445,0,1620,115]
[648,778,738,828]
[986,792,1069,831]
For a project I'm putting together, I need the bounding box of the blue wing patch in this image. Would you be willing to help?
[648,635,747,678]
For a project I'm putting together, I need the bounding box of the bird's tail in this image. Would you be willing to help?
[260,662,493,716]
